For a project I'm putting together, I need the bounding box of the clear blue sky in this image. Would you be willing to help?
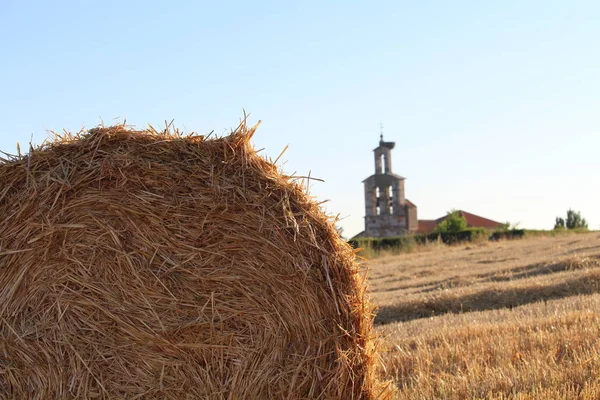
[1,1,599,236]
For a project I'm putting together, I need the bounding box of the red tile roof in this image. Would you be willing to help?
[418,210,503,233]
[456,210,503,229]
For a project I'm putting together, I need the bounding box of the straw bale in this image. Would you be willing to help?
[0,122,393,399]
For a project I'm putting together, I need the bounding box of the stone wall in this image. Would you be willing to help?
[365,214,410,237]
[407,205,418,231]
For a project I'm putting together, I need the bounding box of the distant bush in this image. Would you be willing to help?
[489,229,525,241]
[348,235,418,253]
[434,210,467,233]
[349,228,489,256]
[426,228,488,244]
[350,224,595,258]
[554,217,566,230]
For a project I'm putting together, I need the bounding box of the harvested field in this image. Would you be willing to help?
[0,124,393,399]
[368,233,600,399]
[371,233,600,324]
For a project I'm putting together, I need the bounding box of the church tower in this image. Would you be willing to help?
[362,135,418,237]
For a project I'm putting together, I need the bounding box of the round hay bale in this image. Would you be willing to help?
[0,123,393,399]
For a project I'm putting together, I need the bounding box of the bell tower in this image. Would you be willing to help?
[362,135,417,237]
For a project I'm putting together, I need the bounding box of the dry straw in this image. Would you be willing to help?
[0,121,393,399]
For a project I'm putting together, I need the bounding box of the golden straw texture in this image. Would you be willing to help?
[0,123,393,399]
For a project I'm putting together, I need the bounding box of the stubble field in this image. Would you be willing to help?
[367,233,600,399]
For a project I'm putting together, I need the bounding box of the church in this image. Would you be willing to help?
[353,135,503,238]
[355,135,419,238]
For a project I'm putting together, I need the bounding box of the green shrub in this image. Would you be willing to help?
[426,228,487,244]
[350,228,490,257]
[489,229,525,241]
[349,235,419,253]
[433,210,467,233]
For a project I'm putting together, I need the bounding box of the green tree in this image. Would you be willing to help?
[434,210,467,233]
[565,209,588,229]
[554,209,587,230]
